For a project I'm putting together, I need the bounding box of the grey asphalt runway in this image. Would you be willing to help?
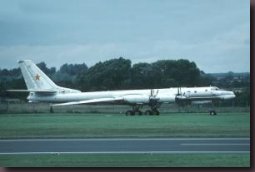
[0,138,250,155]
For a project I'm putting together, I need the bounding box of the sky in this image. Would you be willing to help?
[0,0,250,73]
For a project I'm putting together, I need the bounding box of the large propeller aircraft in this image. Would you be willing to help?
[8,60,236,115]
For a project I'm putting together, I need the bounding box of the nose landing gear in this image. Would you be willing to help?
[209,101,217,115]
[209,110,217,115]
[50,106,54,113]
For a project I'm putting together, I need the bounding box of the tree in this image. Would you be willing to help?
[130,63,162,89]
[52,63,88,89]
[37,62,56,78]
[234,88,250,107]
[198,71,216,86]
[152,59,201,87]
[78,57,131,91]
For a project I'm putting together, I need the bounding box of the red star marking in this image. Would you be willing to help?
[35,74,40,80]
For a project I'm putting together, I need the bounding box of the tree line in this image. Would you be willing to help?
[0,57,250,106]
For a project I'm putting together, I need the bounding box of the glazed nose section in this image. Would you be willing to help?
[223,91,236,99]
[231,91,236,98]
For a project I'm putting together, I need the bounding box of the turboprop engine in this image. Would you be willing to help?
[123,95,150,104]
[123,94,175,104]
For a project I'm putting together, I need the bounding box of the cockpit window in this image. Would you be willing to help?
[211,87,219,90]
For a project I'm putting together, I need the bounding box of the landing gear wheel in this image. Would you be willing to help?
[209,110,217,115]
[126,110,135,116]
[145,110,152,115]
[153,109,160,115]
[137,110,143,115]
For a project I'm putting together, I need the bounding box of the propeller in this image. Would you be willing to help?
[176,87,187,100]
[150,89,159,98]
[149,89,159,107]
[176,87,188,106]
[177,87,182,96]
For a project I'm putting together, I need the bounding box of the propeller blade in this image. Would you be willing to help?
[156,89,159,96]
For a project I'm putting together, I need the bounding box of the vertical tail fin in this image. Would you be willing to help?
[18,60,58,90]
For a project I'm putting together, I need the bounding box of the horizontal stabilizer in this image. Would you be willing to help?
[7,89,57,93]
[51,97,123,106]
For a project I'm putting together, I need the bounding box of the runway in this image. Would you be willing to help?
[0,138,250,155]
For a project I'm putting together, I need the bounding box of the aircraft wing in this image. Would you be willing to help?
[51,97,124,106]
[7,89,57,93]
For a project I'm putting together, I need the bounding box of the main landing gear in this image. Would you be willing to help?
[125,105,142,115]
[125,105,143,115]
[144,109,160,115]
[125,104,160,116]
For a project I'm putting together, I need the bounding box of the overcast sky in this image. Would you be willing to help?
[0,0,250,73]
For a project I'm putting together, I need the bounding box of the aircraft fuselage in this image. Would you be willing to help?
[28,87,235,104]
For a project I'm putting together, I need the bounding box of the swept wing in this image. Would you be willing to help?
[7,89,57,93]
[51,97,124,106]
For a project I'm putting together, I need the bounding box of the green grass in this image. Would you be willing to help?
[0,112,250,167]
[0,154,250,167]
[0,112,250,138]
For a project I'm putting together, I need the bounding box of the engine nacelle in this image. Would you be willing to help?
[123,95,150,104]
[158,95,175,103]
[175,95,187,100]
[123,95,175,104]
[191,100,212,104]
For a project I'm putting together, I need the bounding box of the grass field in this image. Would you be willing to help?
[0,154,250,167]
[0,112,250,167]
[0,112,250,138]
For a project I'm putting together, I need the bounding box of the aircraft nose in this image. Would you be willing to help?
[223,91,236,99]
[231,91,236,98]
